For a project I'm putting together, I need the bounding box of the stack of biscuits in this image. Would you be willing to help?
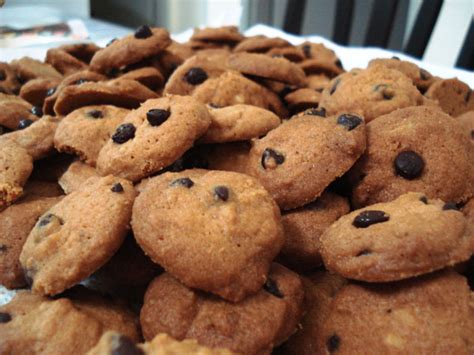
[0,25,473,354]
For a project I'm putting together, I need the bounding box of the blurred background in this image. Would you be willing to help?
[1,0,472,69]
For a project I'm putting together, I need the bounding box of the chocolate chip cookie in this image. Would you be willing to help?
[19,175,136,295]
[0,93,37,130]
[132,170,284,301]
[10,57,62,82]
[0,62,21,95]
[46,43,100,76]
[19,77,60,107]
[425,78,474,117]
[58,160,100,194]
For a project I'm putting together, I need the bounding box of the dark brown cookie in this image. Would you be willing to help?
[140,263,304,355]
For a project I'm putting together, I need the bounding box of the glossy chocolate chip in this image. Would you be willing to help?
[306,107,326,117]
[170,177,194,188]
[263,278,284,298]
[337,114,362,131]
[356,249,372,256]
[261,148,285,169]
[419,68,431,80]
[326,334,341,352]
[353,210,390,228]
[0,312,12,323]
[329,79,340,95]
[214,186,229,201]
[112,335,144,355]
[112,123,136,144]
[419,196,428,204]
[394,151,424,180]
[0,70,6,81]
[302,44,311,58]
[87,109,103,119]
[31,106,43,117]
[17,118,34,130]
[184,67,208,85]
[147,108,170,126]
[46,87,56,97]
[134,25,152,39]
[442,202,460,211]
[111,183,124,193]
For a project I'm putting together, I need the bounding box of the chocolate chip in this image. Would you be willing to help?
[208,103,222,109]
[302,44,311,58]
[443,202,460,211]
[419,68,431,80]
[17,118,34,130]
[465,89,472,103]
[106,38,117,47]
[134,25,152,39]
[112,123,136,144]
[471,130,474,139]
[337,114,362,130]
[111,335,144,355]
[392,56,400,60]
[184,67,208,85]
[214,186,229,201]
[147,108,170,126]
[306,107,326,117]
[261,148,285,169]
[263,278,283,298]
[46,87,56,97]
[111,183,124,193]
[0,313,12,323]
[326,334,340,352]
[394,151,424,180]
[38,213,58,227]
[329,79,340,95]
[0,244,7,252]
[74,78,89,85]
[356,249,372,256]
[419,196,428,204]
[353,210,390,228]
[374,84,394,100]
[335,59,343,69]
[0,70,5,81]
[170,177,194,188]
[87,109,103,119]
[31,106,43,117]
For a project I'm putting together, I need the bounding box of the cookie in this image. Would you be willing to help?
[368,57,435,93]
[299,42,340,63]
[192,71,287,118]
[19,175,136,295]
[119,67,165,91]
[0,93,38,130]
[266,46,305,62]
[0,115,60,160]
[351,106,474,207]
[96,95,210,181]
[53,78,158,116]
[284,88,322,114]
[0,141,33,210]
[0,62,21,95]
[0,288,140,354]
[306,74,331,91]
[156,41,195,77]
[319,270,474,354]
[132,170,284,301]
[19,77,60,107]
[425,78,474,117]
[58,160,100,194]
[233,35,291,53]
[228,53,306,86]
[319,66,424,122]
[298,42,343,77]
[88,331,235,355]
[10,56,62,82]
[90,26,171,74]
[320,192,474,282]
[54,105,129,166]
[247,112,366,210]
[45,43,100,75]
[279,271,347,355]
[0,196,62,289]
[163,50,230,96]
[191,26,244,45]
[199,104,280,143]
[279,191,350,271]
[140,263,304,354]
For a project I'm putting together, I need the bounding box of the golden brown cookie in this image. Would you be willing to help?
[425,78,474,117]
[0,62,21,95]
[58,160,100,194]
[234,35,291,53]
[0,93,37,130]
[19,77,60,107]
[46,43,100,75]
[10,57,62,82]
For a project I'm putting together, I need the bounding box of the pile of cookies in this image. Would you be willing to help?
[0,25,473,354]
